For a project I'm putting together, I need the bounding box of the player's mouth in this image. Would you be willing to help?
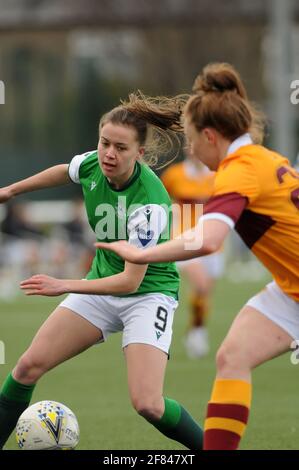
[102,161,117,171]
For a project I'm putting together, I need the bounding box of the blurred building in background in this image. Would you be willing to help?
[0,0,297,296]
[0,0,298,194]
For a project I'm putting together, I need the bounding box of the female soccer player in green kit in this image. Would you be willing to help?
[0,93,203,450]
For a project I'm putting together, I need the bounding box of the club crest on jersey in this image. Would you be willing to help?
[137,227,154,246]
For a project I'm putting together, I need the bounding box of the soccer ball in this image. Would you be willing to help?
[16,400,80,450]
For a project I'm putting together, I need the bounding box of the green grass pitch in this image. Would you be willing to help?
[0,276,298,450]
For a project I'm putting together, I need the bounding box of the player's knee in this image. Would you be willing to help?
[216,342,248,375]
[132,396,163,421]
[14,353,47,384]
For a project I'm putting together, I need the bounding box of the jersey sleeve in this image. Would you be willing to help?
[68,151,95,184]
[202,156,260,228]
[127,204,168,249]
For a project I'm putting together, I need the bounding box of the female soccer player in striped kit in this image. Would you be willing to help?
[96,63,299,450]
[0,92,203,450]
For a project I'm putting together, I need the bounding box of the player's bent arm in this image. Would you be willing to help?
[20,262,148,296]
[64,262,148,295]
[0,164,71,202]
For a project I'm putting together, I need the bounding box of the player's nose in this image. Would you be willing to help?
[106,147,116,159]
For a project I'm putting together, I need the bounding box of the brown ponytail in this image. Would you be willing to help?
[186,63,266,144]
[100,91,187,169]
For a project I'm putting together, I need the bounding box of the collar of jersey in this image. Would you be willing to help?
[218,134,255,170]
[226,133,253,156]
[105,161,141,192]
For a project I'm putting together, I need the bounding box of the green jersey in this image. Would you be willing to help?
[69,150,179,299]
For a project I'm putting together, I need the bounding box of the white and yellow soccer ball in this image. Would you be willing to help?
[16,400,80,450]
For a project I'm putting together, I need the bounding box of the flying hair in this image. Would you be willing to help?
[100,91,188,169]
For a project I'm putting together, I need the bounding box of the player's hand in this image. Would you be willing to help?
[20,274,67,296]
[0,186,13,203]
[94,240,146,264]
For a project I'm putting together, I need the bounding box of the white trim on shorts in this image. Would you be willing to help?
[246,281,299,340]
[59,292,178,354]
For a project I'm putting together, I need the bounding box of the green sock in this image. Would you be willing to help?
[0,373,36,449]
[150,397,203,450]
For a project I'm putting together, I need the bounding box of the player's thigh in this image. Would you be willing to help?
[219,305,293,371]
[22,306,103,370]
[124,343,168,401]
[121,293,177,399]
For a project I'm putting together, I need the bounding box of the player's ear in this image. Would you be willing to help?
[203,128,217,145]
[137,146,145,160]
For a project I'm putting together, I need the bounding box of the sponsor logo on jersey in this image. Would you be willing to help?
[144,206,152,223]
[156,331,162,340]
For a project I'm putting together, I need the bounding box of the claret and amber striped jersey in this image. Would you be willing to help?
[202,134,299,301]
[161,160,215,236]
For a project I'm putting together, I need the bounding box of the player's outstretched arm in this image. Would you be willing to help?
[0,164,71,203]
[95,219,230,264]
